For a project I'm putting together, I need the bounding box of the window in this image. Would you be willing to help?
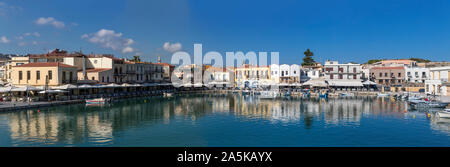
[27,71,30,80]
[398,73,401,77]
[48,70,52,80]
[19,71,23,80]
[353,75,357,79]
[353,67,356,73]
[339,74,343,79]
[379,73,382,77]
[330,74,334,79]
[92,77,95,80]
[36,71,40,80]
[102,77,105,82]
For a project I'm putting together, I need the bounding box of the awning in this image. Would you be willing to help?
[303,79,328,87]
[362,80,377,85]
[11,85,43,92]
[0,86,14,93]
[51,84,78,90]
[38,90,69,94]
[327,80,363,87]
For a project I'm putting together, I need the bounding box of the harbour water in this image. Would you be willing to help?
[0,94,449,147]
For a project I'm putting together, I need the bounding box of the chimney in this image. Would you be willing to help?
[158,56,161,63]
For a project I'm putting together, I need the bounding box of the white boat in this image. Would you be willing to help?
[377,93,390,97]
[86,98,110,104]
[410,100,449,109]
[163,92,174,97]
[438,109,450,118]
[340,93,355,97]
[259,91,279,99]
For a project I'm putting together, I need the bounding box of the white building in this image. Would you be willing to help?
[270,64,301,84]
[323,61,362,80]
[270,64,280,84]
[425,66,450,96]
[300,68,321,83]
[405,67,429,83]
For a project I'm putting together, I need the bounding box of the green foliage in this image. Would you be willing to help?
[131,56,141,62]
[366,59,383,64]
[409,58,431,63]
[301,49,316,66]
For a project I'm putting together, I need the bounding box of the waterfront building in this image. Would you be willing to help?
[77,68,113,83]
[405,67,429,83]
[153,62,174,82]
[235,64,271,88]
[369,66,405,86]
[269,64,301,84]
[299,67,321,83]
[11,62,78,86]
[3,56,29,83]
[0,55,11,82]
[205,67,235,87]
[323,61,362,80]
[378,59,417,67]
[425,66,450,96]
[27,49,166,84]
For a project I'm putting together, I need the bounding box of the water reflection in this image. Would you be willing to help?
[0,94,445,146]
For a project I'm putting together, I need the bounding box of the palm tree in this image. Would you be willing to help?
[131,56,141,62]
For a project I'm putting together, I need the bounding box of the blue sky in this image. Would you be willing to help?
[1,0,450,64]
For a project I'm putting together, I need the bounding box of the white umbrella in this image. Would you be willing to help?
[39,89,68,94]
[106,83,121,88]
[52,84,78,90]
[11,85,43,92]
[78,84,94,89]
[362,80,377,85]
[0,86,14,93]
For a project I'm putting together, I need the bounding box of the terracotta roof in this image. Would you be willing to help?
[14,62,76,68]
[153,63,175,67]
[371,66,405,70]
[78,68,112,73]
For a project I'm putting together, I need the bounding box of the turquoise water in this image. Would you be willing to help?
[0,94,449,147]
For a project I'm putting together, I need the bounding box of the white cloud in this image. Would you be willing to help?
[82,29,136,54]
[163,42,182,52]
[18,42,25,46]
[0,36,9,43]
[35,17,65,28]
[0,2,22,17]
[122,46,134,54]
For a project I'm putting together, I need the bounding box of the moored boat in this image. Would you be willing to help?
[377,93,390,97]
[259,90,279,99]
[86,98,110,104]
[438,109,450,118]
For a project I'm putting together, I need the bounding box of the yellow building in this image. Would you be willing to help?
[234,64,271,87]
[11,62,78,86]
[4,56,29,82]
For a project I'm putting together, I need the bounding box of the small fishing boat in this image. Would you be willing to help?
[86,98,110,104]
[438,109,450,118]
[410,100,449,109]
[163,92,174,97]
[340,92,355,97]
[377,93,390,97]
[319,92,328,98]
[259,91,279,99]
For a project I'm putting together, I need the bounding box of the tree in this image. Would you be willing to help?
[131,56,141,62]
[301,49,316,66]
[409,58,431,63]
[365,59,383,64]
